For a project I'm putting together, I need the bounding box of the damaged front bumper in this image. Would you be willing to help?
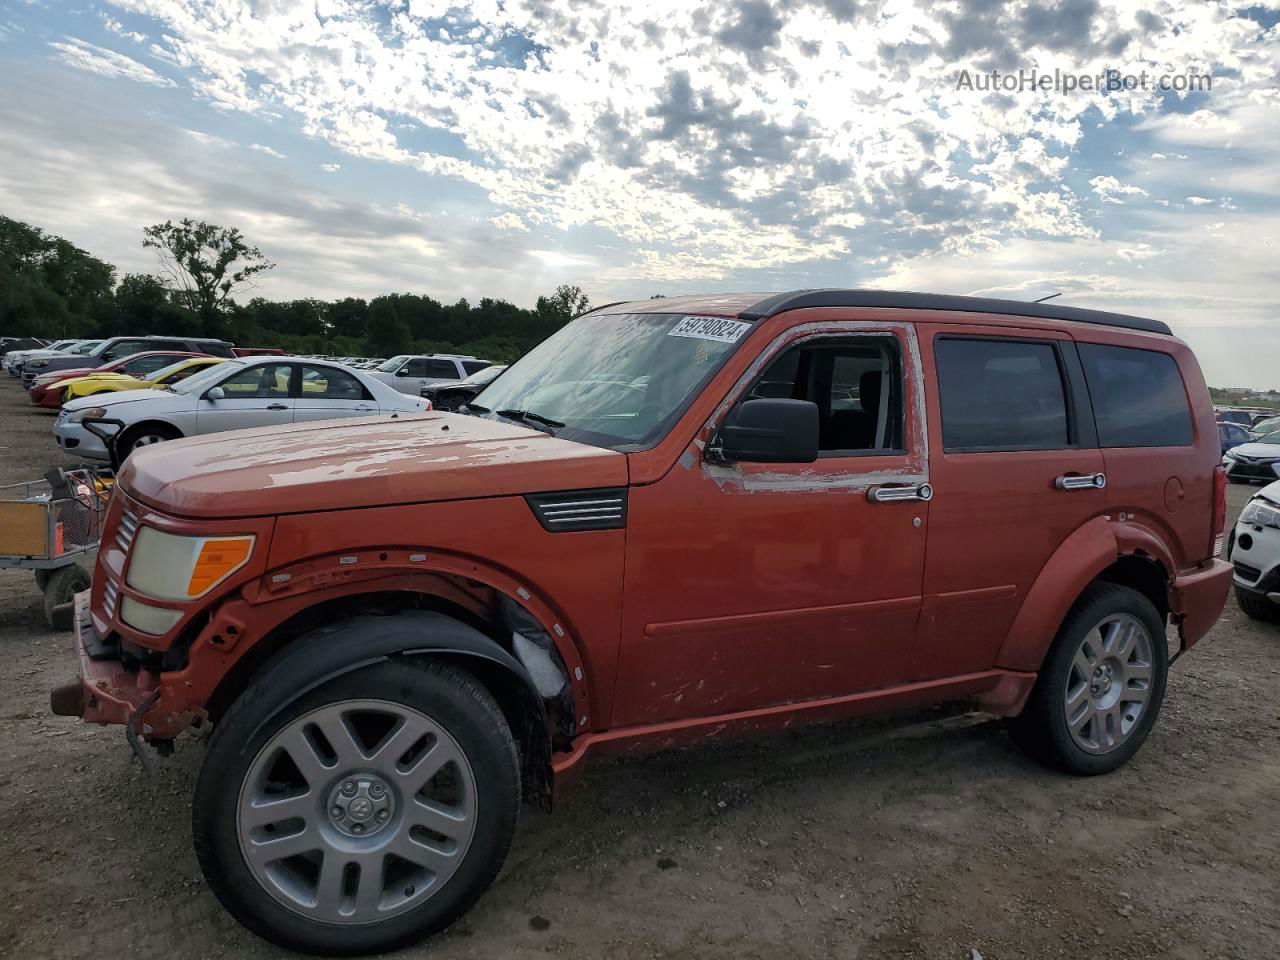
[49,592,201,746]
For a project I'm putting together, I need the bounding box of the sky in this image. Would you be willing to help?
[0,0,1277,386]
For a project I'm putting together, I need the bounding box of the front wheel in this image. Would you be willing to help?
[1006,583,1168,775]
[1236,586,1280,622]
[193,659,519,956]
[117,423,179,459]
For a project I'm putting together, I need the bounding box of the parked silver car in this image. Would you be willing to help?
[54,357,430,461]
[368,354,492,395]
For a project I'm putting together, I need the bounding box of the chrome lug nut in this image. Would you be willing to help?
[352,823,364,835]
[341,780,357,796]
[370,783,385,798]
[331,806,344,818]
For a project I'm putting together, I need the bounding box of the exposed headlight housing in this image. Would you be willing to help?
[67,406,108,423]
[119,597,184,635]
[125,527,255,601]
[1240,498,1280,529]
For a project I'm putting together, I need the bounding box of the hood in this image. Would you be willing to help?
[63,388,177,412]
[36,366,94,383]
[1226,442,1280,461]
[1257,480,1280,505]
[119,412,628,518]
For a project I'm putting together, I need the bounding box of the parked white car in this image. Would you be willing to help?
[369,354,492,395]
[4,339,99,376]
[54,357,430,461]
[1228,478,1280,622]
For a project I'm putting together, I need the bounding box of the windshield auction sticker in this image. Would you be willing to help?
[667,316,751,343]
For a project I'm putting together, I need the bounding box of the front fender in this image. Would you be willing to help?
[995,517,1119,672]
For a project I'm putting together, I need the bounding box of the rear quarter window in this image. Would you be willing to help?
[1078,343,1193,447]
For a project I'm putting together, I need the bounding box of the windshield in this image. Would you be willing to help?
[150,359,212,383]
[71,340,103,354]
[459,365,504,388]
[377,356,409,372]
[472,313,751,449]
[1256,430,1280,445]
[171,358,245,395]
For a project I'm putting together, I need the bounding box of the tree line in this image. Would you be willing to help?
[0,214,590,364]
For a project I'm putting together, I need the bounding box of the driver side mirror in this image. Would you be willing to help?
[204,386,226,401]
[711,398,819,464]
[395,367,411,377]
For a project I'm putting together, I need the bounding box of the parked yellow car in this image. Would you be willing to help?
[59,356,228,402]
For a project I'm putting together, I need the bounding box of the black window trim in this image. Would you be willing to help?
[934,333,1095,455]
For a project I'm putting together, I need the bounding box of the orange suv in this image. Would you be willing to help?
[51,291,1232,955]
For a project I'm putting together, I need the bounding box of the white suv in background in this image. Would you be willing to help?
[1228,479,1280,622]
[369,354,491,395]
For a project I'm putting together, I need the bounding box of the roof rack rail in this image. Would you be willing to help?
[738,289,1171,336]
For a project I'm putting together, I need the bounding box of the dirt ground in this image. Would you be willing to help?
[1,374,1278,960]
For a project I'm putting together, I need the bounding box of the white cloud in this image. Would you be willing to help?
[1186,196,1214,205]
[1090,175,1148,205]
[249,142,286,159]
[490,212,529,232]
[320,162,340,172]
[49,36,174,87]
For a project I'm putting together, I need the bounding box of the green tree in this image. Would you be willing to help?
[366,296,412,356]
[535,284,591,324]
[143,218,274,338]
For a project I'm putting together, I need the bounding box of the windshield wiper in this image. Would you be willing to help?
[495,408,565,433]
[463,402,490,413]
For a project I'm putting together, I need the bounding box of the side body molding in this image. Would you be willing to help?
[995,516,1119,672]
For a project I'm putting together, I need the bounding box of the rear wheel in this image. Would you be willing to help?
[118,422,179,459]
[1006,583,1168,775]
[1236,586,1280,622]
[194,659,519,956]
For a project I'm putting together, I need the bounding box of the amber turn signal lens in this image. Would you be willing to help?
[187,537,254,597]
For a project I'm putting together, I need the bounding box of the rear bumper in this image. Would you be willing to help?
[1171,559,1233,653]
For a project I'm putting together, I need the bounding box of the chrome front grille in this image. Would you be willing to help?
[115,509,139,555]
[102,579,118,618]
[526,488,628,532]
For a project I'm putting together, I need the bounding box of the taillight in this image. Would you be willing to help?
[1211,464,1227,557]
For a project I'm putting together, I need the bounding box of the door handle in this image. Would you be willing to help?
[867,482,934,503]
[1055,472,1106,491]
[267,403,289,411]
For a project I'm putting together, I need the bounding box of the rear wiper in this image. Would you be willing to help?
[495,408,565,433]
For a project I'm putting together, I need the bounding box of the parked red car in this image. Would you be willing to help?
[52,291,1231,955]
[231,347,287,357]
[28,351,200,408]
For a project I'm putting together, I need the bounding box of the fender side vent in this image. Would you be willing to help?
[526,488,628,532]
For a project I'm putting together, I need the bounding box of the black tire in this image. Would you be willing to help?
[43,563,90,629]
[1235,586,1280,622]
[33,568,51,591]
[193,658,520,956]
[1006,582,1168,775]
[117,422,179,459]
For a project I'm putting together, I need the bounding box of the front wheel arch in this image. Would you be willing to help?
[227,611,553,809]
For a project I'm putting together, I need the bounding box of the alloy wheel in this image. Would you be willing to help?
[1063,613,1155,754]
[236,699,477,923]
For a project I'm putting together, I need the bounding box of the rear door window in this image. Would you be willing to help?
[1078,344,1193,447]
[935,338,1070,451]
[462,361,490,375]
[426,359,459,379]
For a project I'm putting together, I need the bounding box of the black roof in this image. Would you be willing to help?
[737,289,1170,335]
